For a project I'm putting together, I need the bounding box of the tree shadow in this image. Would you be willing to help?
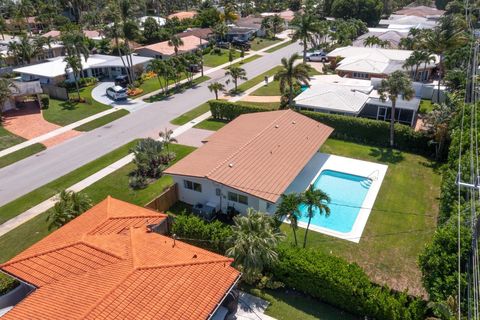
[59,101,78,111]
[369,147,404,164]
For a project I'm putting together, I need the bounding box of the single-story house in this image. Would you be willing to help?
[234,16,266,37]
[260,10,296,23]
[135,35,206,59]
[327,46,438,82]
[226,27,257,41]
[164,110,333,214]
[352,29,409,49]
[394,5,445,18]
[138,15,167,29]
[378,14,439,30]
[294,75,426,126]
[13,54,153,84]
[41,29,104,41]
[177,28,213,41]
[5,16,44,34]
[0,36,65,66]
[167,11,197,20]
[1,80,43,112]
[0,196,240,320]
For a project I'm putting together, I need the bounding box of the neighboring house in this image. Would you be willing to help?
[260,10,296,23]
[352,29,409,49]
[0,196,240,320]
[138,16,167,29]
[294,75,423,126]
[177,28,213,41]
[164,110,333,214]
[1,80,43,112]
[13,54,153,84]
[5,16,44,34]
[234,16,265,37]
[394,5,445,18]
[378,6,444,30]
[327,46,438,82]
[167,11,197,20]
[0,36,65,67]
[226,27,257,41]
[41,29,104,41]
[135,35,205,59]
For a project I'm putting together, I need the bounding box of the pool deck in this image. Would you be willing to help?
[283,153,388,243]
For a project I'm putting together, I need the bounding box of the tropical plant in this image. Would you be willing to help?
[130,138,174,181]
[168,34,184,56]
[226,208,285,283]
[47,190,92,230]
[0,79,17,121]
[301,184,330,248]
[274,53,311,108]
[276,193,302,246]
[213,22,229,42]
[64,54,83,101]
[225,66,247,92]
[363,35,382,47]
[147,59,167,93]
[291,13,317,62]
[427,296,457,320]
[425,100,456,160]
[158,128,177,152]
[378,70,415,147]
[208,81,225,99]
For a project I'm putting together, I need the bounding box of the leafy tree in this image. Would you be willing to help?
[226,208,285,283]
[225,66,247,92]
[168,34,184,56]
[196,7,221,27]
[208,81,225,99]
[276,193,302,246]
[427,296,458,320]
[274,53,311,108]
[331,0,383,26]
[143,16,160,43]
[213,22,229,42]
[378,70,414,147]
[425,100,456,160]
[291,13,317,62]
[47,190,92,230]
[301,185,330,248]
[0,79,17,121]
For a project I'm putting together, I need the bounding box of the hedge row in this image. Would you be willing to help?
[208,100,433,155]
[271,245,426,320]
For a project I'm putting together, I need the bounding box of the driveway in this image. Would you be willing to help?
[91,81,148,112]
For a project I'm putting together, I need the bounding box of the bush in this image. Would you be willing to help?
[203,46,211,55]
[213,47,221,55]
[129,173,148,189]
[271,245,427,319]
[40,94,49,109]
[0,275,19,296]
[209,100,275,121]
[171,214,232,253]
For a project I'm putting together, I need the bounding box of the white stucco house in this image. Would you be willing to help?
[164,110,333,214]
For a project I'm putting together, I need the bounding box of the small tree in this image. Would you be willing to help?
[47,190,92,230]
[158,128,177,152]
[208,82,225,99]
[276,193,302,246]
[301,185,330,248]
[225,66,247,92]
[131,138,174,180]
[275,53,311,108]
[378,71,415,147]
[168,34,184,56]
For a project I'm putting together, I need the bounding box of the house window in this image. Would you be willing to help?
[184,180,202,192]
[352,72,369,79]
[228,192,248,205]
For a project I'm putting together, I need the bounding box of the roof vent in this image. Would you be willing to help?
[229,163,234,168]
[193,254,197,259]
[292,121,296,124]
[275,125,279,128]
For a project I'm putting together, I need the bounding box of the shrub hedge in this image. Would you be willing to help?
[39,94,49,109]
[0,274,19,296]
[209,100,274,121]
[271,245,426,320]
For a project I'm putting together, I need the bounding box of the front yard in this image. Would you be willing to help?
[250,38,283,51]
[203,48,241,67]
[0,126,25,151]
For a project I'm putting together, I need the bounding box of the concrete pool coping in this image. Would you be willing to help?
[283,153,388,243]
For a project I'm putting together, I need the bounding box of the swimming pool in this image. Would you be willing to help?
[297,170,372,233]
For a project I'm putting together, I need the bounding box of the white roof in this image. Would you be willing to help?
[379,15,437,29]
[138,16,166,26]
[13,54,152,78]
[294,75,372,113]
[368,93,421,111]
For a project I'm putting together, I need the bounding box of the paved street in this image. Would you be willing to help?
[0,42,301,206]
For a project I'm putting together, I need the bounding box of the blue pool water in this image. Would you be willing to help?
[300,84,309,92]
[298,170,372,233]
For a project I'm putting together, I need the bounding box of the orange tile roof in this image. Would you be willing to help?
[167,11,197,20]
[394,5,445,17]
[1,197,239,320]
[135,35,203,56]
[165,110,333,203]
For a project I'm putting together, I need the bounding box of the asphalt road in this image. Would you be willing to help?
[0,42,302,206]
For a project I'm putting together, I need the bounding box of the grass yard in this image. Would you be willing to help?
[251,80,282,96]
[170,102,210,125]
[144,76,210,103]
[0,143,46,169]
[236,66,283,93]
[229,55,261,68]
[0,126,25,151]
[282,139,440,297]
[419,99,434,114]
[44,86,111,126]
[0,140,140,225]
[250,38,282,51]
[203,49,240,67]
[75,109,129,131]
[194,118,229,131]
[265,40,293,53]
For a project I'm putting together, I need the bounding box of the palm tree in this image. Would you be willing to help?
[270,15,284,36]
[0,16,6,40]
[47,190,92,230]
[226,208,285,283]
[213,22,229,42]
[301,185,330,248]
[64,55,82,101]
[0,79,17,121]
[147,59,167,93]
[363,35,381,47]
[276,193,302,246]
[158,128,177,152]
[168,34,184,56]
[104,22,131,84]
[425,101,456,160]
[225,66,247,92]
[378,71,415,147]
[17,0,34,35]
[274,53,311,108]
[421,52,436,82]
[208,82,225,99]
[291,13,317,62]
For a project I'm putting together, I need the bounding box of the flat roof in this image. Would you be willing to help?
[165,110,333,203]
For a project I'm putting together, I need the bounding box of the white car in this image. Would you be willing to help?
[306,51,328,62]
[106,85,128,101]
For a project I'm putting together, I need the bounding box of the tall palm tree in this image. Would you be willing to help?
[378,71,415,147]
[274,53,311,108]
[168,34,184,56]
[104,22,131,84]
[158,128,177,152]
[226,208,285,283]
[147,59,167,93]
[0,79,17,121]
[276,193,302,246]
[291,13,317,62]
[64,55,82,101]
[421,52,437,82]
[16,0,34,35]
[47,190,92,230]
[301,185,330,248]
[225,66,247,92]
[208,82,225,99]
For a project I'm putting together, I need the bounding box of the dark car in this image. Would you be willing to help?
[231,39,250,50]
[188,64,201,73]
[114,75,129,88]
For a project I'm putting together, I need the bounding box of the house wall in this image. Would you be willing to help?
[359,103,416,126]
[20,73,64,85]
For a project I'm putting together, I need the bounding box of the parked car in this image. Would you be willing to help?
[231,39,250,50]
[106,85,128,101]
[216,41,230,49]
[188,64,201,73]
[114,75,129,87]
[306,51,328,62]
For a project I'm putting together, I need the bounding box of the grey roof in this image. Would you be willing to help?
[353,30,408,49]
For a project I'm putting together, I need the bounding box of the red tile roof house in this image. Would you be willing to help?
[134,35,207,59]
[0,196,241,320]
[164,110,333,214]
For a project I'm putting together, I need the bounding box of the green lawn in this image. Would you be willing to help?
[419,99,434,114]
[0,143,46,169]
[144,76,210,103]
[0,126,25,151]
[171,102,210,125]
[75,109,129,131]
[282,139,440,296]
[236,66,283,93]
[229,55,261,69]
[44,86,111,126]
[247,287,359,320]
[203,49,240,67]
[265,40,293,53]
[194,118,229,131]
[137,73,188,97]
[0,140,139,225]
[250,38,282,51]
[251,80,282,96]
